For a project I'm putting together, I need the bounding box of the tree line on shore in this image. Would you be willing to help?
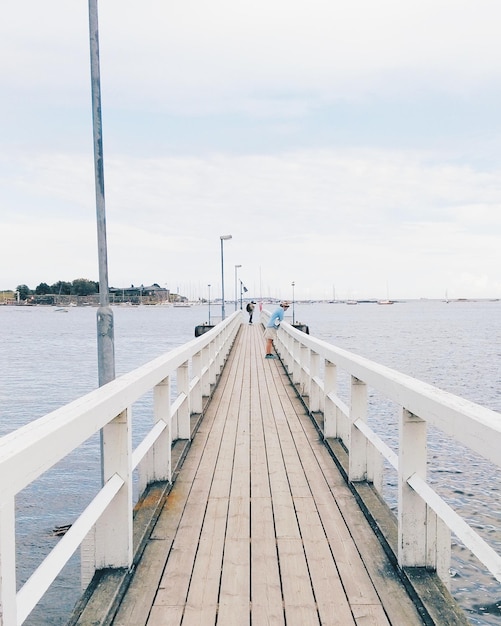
[14,279,100,300]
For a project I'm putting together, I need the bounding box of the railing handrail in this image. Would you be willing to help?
[0,311,242,625]
[262,309,501,586]
[272,313,501,462]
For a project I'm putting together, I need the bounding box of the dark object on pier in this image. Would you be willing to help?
[292,323,309,334]
[52,524,72,537]
[194,324,216,337]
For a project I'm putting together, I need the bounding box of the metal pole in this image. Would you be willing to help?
[221,239,225,320]
[208,284,211,325]
[292,281,296,325]
[234,264,241,311]
[89,0,114,386]
[89,0,115,488]
[220,235,232,320]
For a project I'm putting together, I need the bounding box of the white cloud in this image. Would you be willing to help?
[3,1,501,113]
[2,147,501,299]
[2,1,501,301]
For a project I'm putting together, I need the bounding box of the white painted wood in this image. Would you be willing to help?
[309,351,320,411]
[201,345,211,397]
[266,309,501,586]
[152,375,172,483]
[326,390,350,442]
[349,377,368,482]
[0,311,241,625]
[354,419,398,470]
[133,421,167,473]
[81,530,95,591]
[297,345,307,396]
[398,409,428,568]
[18,474,123,625]
[409,474,501,583]
[97,408,133,569]
[292,340,301,385]
[279,319,501,464]
[176,361,191,440]
[191,352,203,414]
[0,500,17,626]
[425,505,451,587]
[323,361,338,438]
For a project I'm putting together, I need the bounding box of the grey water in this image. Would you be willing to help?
[1,300,500,625]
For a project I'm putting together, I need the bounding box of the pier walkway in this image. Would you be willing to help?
[79,323,444,625]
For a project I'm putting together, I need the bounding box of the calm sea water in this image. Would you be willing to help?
[1,300,500,625]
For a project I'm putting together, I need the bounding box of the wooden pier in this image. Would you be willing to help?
[72,324,467,625]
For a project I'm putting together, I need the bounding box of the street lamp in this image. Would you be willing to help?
[234,264,242,311]
[220,235,232,320]
[208,284,211,325]
[89,0,115,390]
[292,281,296,325]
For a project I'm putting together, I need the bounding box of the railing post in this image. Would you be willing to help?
[283,331,293,373]
[192,351,203,415]
[292,339,301,386]
[310,351,320,412]
[426,504,451,586]
[398,408,427,568]
[215,333,224,375]
[137,377,171,495]
[177,361,191,440]
[201,343,211,398]
[153,375,172,482]
[323,360,338,438]
[0,499,17,625]
[348,376,368,482]
[96,408,133,569]
[299,345,309,399]
[207,338,216,388]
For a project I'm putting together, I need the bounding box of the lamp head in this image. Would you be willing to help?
[220,234,232,240]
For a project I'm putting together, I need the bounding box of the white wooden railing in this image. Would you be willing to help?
[0,311,241,626]
[263,311,501,587]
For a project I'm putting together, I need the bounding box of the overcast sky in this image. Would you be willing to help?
[2,0,501,301]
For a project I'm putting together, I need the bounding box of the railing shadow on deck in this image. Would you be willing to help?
[0,312,242,626]
[261,309,501,619]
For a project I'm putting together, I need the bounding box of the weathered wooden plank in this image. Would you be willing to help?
[248,331,285,624]
[294,496,357,626]
[112,539,173,626]
[146,605,184,626]
[226,495,250,540]
[218,537,251,625]
[251,497,284,625]
[352,604,392,626]
[182,496,228,625]
[277,537,319,625]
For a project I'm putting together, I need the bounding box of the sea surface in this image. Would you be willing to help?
[1,300,500,625]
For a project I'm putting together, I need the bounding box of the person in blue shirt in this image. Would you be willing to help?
[264,301,289,358]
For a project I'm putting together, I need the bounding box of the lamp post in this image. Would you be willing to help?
[89,0,115,390]
[234,264,242,311]
[208,284,211,325]
[220,235,232,320]
[292,281,296,325]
